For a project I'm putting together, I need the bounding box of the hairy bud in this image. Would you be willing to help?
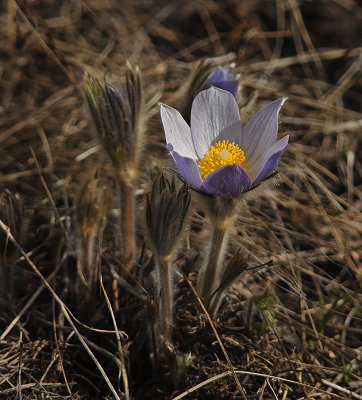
[145,173,190,261]
[84,66,144,182]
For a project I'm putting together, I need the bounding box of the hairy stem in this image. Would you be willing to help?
[197,225,229,313]
[156,256,174,345]
[118,178,136,270]
[81,232,96,294]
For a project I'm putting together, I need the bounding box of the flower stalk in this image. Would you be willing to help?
[196,194,240,316]
[156,255,174,345]
[197,224,229,313]
[76,171,111,297]
[118,178,136,268]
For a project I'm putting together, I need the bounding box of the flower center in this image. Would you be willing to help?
[198,140,248,179]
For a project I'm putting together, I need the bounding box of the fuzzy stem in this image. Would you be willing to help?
[197,225,229,313]
[156,256,174,345]
[81,232,96,295]
[118,178,136,270]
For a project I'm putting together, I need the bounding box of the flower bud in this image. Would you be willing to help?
[145,173,190,261]
[84,66,144,182]
[203,66,239,97]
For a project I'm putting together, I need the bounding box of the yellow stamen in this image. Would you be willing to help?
[198,140,248,179]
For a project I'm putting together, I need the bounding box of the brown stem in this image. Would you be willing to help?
[157,257,173,345]
[84,233,96,280]
[118,178,136,270]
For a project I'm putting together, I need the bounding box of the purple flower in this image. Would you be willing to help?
[204,66,239,97]
[160,87,289,197]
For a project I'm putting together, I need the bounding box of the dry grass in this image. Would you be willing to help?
[0,0,361,399]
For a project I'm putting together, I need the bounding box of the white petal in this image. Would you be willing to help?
[249,135,289,181]
[215,120,243,145]
[240,98,286,168]
[190,87,240,158]
[160,104,197,159]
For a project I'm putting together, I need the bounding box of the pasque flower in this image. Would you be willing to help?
[204,66,239,97]
[161,87,288,197]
